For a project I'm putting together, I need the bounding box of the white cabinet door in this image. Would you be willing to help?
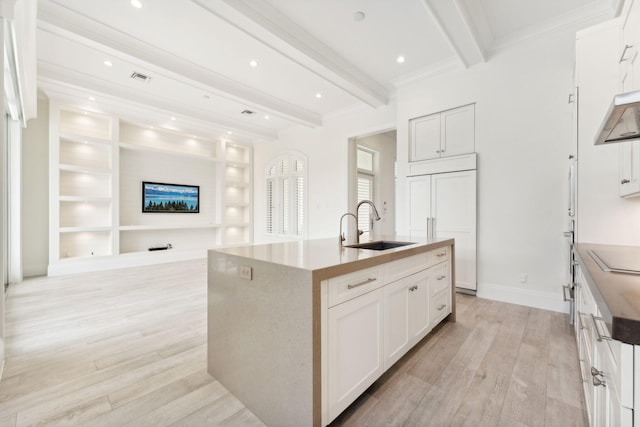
[431,171,477,291]
[441,104,475,158]
[327,288,384,421]
[407,171,476,291]
[383,269,431,370]
[622,0,640,91]
[409,113,441,161]
[619,0,640,198]
[619,141,640,197]
[407,175,431,236]
[383,279,410,370]
[409,105,475,162]
[407,269,431,342]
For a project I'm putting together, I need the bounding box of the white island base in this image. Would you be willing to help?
[207,237,455,426]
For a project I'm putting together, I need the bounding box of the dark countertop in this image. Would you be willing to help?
[575,243,640,345]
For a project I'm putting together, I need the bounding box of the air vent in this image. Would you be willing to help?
[241,109,255,115]
[130,71,152,83]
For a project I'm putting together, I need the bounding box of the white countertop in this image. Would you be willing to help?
[209,236,454,278]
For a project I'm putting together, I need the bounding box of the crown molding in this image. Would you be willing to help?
[193,0,389,108]
[39,0,321,128]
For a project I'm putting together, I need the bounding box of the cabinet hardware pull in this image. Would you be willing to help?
[619,44,633,63]
[621,178,631,184]
[437,275,446,280]
[568,93,575,104]
[562,285,573,302]
[437,304,446,310]
[590,314,611,341]
[436,252,446,257]
[347,277,377,289]
[592,376,606,387]
[578,312,587,330]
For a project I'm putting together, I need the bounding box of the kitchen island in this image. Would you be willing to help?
[207,237,455,426]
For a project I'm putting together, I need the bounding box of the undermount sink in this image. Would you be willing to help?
[346,240,416,251]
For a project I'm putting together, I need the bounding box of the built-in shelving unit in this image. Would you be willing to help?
[48,103,253,276]
[222,142,252,245]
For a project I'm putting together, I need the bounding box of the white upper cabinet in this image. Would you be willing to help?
[619,0,640,198]
[409,104,475,162]
[621,0,640,93]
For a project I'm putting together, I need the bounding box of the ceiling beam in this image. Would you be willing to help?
[38,1,322,128]
[421,0,487,68]
[192,0,389,108]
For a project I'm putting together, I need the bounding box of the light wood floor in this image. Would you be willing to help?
[0,260,586,426]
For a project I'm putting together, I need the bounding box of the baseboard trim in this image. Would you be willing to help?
[47,249,207,276]
[477,282,570,313]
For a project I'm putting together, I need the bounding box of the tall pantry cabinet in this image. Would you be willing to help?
[407,169,476,291]
[405,104,477,292]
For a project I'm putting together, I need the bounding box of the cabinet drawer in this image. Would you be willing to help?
[428,246,449,265]
[327,266,383,307]
[430,288,450,326]
[384,252,429,284]
[429,262,450,295]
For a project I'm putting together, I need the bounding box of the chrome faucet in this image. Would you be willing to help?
[355,200,381,243]
[339,213,357,246]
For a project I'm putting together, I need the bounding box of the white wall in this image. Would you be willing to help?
[395,31,577,311]
[256,28,579,311]
[253,104,396,243]
[21,97,49,277]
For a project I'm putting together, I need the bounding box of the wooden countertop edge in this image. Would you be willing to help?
[311,238,455,282]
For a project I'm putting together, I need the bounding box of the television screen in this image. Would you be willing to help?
[142,181,200,213]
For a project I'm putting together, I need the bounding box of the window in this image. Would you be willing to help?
[266,154,306,237]
[356,146,375,235]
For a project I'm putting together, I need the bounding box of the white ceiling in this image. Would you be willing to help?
[36,0,623,143]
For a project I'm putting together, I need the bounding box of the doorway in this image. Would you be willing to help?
[348,130,397,241]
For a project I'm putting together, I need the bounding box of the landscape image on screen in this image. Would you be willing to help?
[142,182,199,213]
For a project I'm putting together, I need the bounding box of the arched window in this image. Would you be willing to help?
[265,153,306,237]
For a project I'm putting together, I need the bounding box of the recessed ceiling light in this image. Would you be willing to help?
[249,59,258,67]
[88,96,96,101]
[264,115,270,120]
[170,117,176,121]
[397,55,405,64]
[353,11,365,22]
[315,92,323,99]
[131,0,143,9]
[103,60,113,67]
[227,131,233,135]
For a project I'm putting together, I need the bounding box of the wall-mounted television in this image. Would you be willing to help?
[142,181,199,213]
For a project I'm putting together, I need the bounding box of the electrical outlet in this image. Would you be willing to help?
[519,273,528,284]
[240,265,252,280]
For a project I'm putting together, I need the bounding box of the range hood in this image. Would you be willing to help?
[595,89,640,145]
